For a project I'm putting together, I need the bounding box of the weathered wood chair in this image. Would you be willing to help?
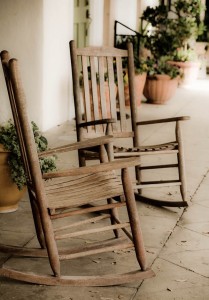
[0,51,154,285]
[69,40,190,207]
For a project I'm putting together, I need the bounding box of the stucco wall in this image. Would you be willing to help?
[0,0,43,126]
[0,0,73,131]
[42,0,73,130]
[114,0,138,34]
[89,0,104,46]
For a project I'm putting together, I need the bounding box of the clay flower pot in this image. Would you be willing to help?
[168,61,200,86]
[0,144,26,213]
[124,73,147,107]
[143,74,179,104]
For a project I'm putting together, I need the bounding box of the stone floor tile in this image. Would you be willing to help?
[179,203,209,226]
[135,285,209,300]
[0,280,136,300]
[135,258,209,300]
[159,226,209,277]
[140,215,179,249]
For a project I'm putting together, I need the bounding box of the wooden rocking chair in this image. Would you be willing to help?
[69,40,190,207]
[0,51,154,286]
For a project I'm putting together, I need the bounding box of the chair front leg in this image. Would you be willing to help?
[28,189,46,249]
[122,168,147,271]
[176,121,187,202]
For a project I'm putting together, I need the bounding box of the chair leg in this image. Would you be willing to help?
[78,150,86,167]
[134,157,188,207]
[178,155,187,203]
[107,198,120,238]
[122,168,147,271]
[28,190,46,249]
[135,164,142,195]
[177,148,187,202]
[100,144,120,237]
[38,202,61,277]
[176,121,187,203]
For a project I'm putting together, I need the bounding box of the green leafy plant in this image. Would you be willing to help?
[141,0,205,60]
[172,48,197,62]
[134,58,149,75]
[123,58,148,84]
[0,120,57,190]
[146,57,181,79]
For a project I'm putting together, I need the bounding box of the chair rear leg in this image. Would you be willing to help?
[78,150,86,167]
[122,168,147,271]
[135,165,143,195]
[39,206,61,277]
[107,198,120,238]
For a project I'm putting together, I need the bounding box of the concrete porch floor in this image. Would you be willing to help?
[1,78,209,299]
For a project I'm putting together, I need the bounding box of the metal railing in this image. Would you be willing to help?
[114,20,141,56]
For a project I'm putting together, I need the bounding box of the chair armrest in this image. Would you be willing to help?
[38,136,114,157]
[77,118,116,128]
[136,116,190,126]
[42,157,140,179]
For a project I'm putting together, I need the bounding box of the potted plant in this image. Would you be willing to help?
[141,0,205,85]
[169,48,200,86]
[143,57,181,104]
[0,120,57,213]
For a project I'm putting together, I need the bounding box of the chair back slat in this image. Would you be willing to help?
[89,56,100,127]
[106,56,117,131]
[115,56,127,132]
[70,41,135,139]
[81,56,92,129]
[98,56,108,119]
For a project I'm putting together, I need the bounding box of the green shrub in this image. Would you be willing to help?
[0,120,57,190]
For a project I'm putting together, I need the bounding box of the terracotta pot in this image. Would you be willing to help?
[0,144,26,213]
[143,74,179,104]
[124,73,147,106]
[168,61,200,86]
